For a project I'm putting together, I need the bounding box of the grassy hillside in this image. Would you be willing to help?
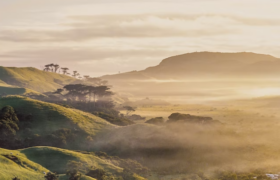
[0,85,44,97]
[0,96,115,137]
[0,96,116,152]
[0,146,147,180]
[20,146,121,174]
[0,148,48,180]
[0,66,77,92]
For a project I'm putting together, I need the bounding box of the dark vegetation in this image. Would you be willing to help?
[167,113,213,124]
[44,83,135,126]
[0,106,20,149]
[66,161,82,180]
[44,172,59,180]
[126,114,145,121]
[145,117,164,125]
[95,151,150,176]
[0,105,86,150]
[66,158,147,180]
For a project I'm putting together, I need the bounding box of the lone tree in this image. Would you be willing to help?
[123,106,136,116]
[44,172,59,180]
[61,67,69,75]
[12,177,20,180]
[53,64,60,73]
[53,88,64,95]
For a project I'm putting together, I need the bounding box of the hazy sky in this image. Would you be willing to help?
[1,0,280,76]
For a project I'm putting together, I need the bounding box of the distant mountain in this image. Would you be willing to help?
[102,52,280,80]
[0,66,77,93]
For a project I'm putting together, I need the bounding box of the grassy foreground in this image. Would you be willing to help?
[0,146,148,180]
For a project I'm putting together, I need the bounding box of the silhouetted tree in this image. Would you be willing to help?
[53,88,64,95]
[61,67,69,75]
[54,64,60,73]
[44,64,51,72]
[64,84,87,102]
[62,84,113,104]
[72,71,80,78]
[49,63,55,72]
[123,106,136,116]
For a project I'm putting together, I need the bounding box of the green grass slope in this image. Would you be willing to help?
[0,96,115,137]
[0,148,48,180]
[20,146,122,174]
[0,146,146,180]
[0,85,44,97]
[0,147,97,180]
[0,96,116,151]
[0,66,77,92]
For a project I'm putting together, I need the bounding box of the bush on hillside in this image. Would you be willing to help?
[86,169,106,180]
[167,113,213,124]
[126,114,145,121]
[0,106,20,148]
[44,172,59,180]
[145,117,165,125]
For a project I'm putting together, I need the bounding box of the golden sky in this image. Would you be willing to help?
[0,0,280,76]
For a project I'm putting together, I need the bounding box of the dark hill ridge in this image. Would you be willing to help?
[102,52,280,80]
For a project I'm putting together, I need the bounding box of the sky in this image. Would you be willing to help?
[1,0,280,77]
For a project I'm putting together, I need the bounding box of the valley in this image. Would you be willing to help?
[1,52,280,180]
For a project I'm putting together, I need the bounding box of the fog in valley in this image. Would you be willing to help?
[2,1,280,180]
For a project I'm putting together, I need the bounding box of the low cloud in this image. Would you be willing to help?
[1,13,280,43]
[0,14,240,42]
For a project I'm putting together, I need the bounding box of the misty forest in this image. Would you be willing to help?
[2,1,280,180]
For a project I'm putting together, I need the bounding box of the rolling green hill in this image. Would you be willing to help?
[0,85,45,97]
[0,96,115,136]
[20,146,121,174]
[0,66,77,93]
[0,78,45,97]
[0,146,147,180]
[0,96,116,151]
[0,148,48,180]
